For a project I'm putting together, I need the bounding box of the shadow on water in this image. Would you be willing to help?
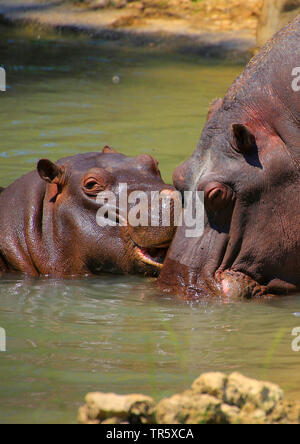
[0,1,65,14]
[0,23,244,187]
[0,23,245,88]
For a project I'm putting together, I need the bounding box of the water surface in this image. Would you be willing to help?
[0,25,300,424]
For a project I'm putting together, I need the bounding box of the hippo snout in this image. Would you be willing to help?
[127,188,182,271]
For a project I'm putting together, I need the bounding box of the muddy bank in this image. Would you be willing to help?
[0,0,260,59]
[78,372,300,424]
[257,0,300,46]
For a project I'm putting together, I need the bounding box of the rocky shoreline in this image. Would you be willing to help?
[0,0,258,60]
[78,372,300,424]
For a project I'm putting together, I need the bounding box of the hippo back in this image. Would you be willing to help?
[220,15,300,153]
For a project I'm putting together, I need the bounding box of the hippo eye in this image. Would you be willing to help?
[82,177,106,196]
[82,169,115,197]
[83,178,104,193]
[84,179,98,190]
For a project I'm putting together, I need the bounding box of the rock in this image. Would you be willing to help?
[275,401,300,424]
[78,405,99,424]
[155,391,192,425]
[78,392,155,424]
[257,0,300,47]
[287,402,300,423]
[225,372,283,413]
[78,372,297,424]
[101,417,129,424]
[220,404,241,424]
[113,0,128,8]
[191,372,227,399]
[238,402,268,424]
[91,0,128,8]
[253,408,267,422]
[155,390,226,424]
[91,0,111,9]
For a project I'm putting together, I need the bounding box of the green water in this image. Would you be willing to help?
[0,26,300,424]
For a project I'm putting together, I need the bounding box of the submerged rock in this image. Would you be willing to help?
[78,372,299,424]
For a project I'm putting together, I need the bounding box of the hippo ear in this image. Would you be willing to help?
[102,145,118,154]
[37,159,63,183]
[207,98,223,122]
[232,124,257,154]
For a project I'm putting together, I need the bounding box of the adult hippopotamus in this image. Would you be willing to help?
[0,147,178,277]
[159,16,300,299]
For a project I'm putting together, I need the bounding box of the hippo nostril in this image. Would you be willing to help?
[209,189,222,200]
[160,188,183,212]
[160,189,177,198]
[204,182,234,212]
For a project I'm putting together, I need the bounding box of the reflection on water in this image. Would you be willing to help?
[1,275,300,424]
[0,25,300,424]
[0,25,241,185]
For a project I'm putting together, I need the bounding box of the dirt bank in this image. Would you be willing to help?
[76,0,262,34]
[0,0,263,58]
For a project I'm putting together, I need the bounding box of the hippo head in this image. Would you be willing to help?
[36,147,179,277]
[158,100,300,299]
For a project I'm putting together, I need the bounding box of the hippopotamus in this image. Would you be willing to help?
[159,16,300,299]
[0,147,178,277]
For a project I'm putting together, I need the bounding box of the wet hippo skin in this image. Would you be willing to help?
[159,16,300,299]
[0,147,178,277]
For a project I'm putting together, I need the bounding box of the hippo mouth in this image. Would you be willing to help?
[100,204,173,271]
[157,218,272,300]
[134,244,169,270]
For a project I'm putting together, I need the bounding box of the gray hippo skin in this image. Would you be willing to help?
[159,16,300,299]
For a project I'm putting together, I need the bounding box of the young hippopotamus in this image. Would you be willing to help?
[0,147,179,277]
[159,16,300,299]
